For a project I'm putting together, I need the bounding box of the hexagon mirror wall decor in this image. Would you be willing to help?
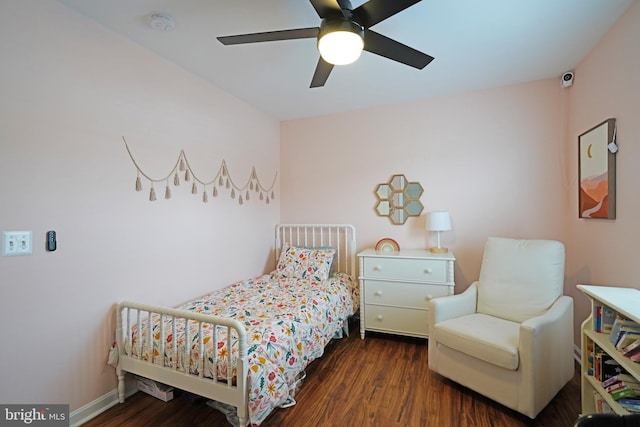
[374,174,424,224]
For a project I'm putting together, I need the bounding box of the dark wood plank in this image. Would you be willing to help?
[83,318,581,426]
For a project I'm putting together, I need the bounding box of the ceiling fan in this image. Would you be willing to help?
[217,0,434,88]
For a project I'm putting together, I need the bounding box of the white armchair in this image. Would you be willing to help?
[428,237,574,419]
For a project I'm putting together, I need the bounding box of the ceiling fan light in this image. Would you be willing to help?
[319,31,363,65]
[318,19,364,66]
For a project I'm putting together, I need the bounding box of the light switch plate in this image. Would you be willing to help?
[2,231,33,256]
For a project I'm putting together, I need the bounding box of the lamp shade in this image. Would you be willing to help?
[318,19,364,65]
[427,211,451,232]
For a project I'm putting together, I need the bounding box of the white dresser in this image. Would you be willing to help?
[358,249,455,339]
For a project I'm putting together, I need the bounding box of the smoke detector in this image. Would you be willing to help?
[149,14,175,32]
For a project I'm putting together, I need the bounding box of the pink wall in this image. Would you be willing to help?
[282,79,567,289]
[564,1,640,344]
[0,1,280,413]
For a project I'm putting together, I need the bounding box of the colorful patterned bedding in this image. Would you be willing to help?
[121,271,357,426]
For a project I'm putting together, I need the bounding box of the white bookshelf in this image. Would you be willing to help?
[577,284,640,415]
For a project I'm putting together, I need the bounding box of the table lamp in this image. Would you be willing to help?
[427,211,451,253]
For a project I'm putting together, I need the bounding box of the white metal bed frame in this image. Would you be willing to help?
[115,224,356,426]
[274,223,357,279]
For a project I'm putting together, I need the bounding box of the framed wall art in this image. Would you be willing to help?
[578,118,617,219]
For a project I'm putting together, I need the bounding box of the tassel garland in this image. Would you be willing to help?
[122,136,276,206]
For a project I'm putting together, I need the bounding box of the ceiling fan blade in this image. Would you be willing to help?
[336,0,355,19]
[218,27,319,45]
[310,57,334,88]
[309,0,343,19]
[354,0,422,28]
[363,29,434,69]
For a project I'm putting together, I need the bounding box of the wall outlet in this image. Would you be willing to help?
[2,231,33,256]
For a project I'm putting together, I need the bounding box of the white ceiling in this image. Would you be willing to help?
[55,0,635,121]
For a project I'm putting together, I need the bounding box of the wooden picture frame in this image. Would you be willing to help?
[578,118,617,219]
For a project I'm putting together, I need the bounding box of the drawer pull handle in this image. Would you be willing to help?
[373,265,382,272]
[374,291,383,297]
[376,315,383,321]
[424,268,432,274]
[425,294,433,301]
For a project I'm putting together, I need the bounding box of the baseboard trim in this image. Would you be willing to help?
[70,385,137,426]
[574,344,581,365]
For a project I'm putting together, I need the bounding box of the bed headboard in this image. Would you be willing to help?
[275,224,357,278]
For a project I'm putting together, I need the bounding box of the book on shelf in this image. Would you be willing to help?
[594,391,614,414]
[622,338,640,357]
[602,305,617,334]
[618,398,640,413]
[610,387,640,401]
[607,382,640,395]
[631,351,640,362]
[586,339,595,376]
[594,306,602,333]
[601,373,640,388]
[608,315,640,344]
[594,350,624,382]
[615,330,640,350]
[605,380,640,393]
[594,350,603,380]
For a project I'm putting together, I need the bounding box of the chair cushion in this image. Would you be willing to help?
[432,313,520,370]
[477,237,565,323]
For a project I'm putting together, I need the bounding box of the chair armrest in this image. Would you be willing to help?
[520,295,573,334]
[429,282,478,324]
[518,295,574,410]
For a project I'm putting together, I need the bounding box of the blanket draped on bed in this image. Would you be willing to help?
[109,271,357,426]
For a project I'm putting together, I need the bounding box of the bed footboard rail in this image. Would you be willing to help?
[115,301,249,424]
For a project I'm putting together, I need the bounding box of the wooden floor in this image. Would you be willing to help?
[83,318,582,427]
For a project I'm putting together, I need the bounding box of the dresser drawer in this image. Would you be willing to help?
[364,280,450,309]
[364,305,429,337]
[362,257,447,283]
